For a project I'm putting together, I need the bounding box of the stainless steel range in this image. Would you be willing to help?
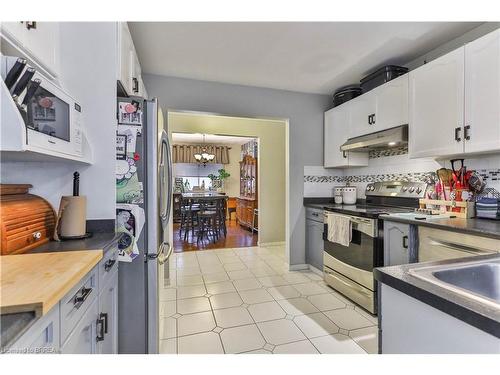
[322,180,429,314]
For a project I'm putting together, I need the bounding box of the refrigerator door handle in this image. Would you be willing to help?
[159,131,172,233]
[146,241,172,264]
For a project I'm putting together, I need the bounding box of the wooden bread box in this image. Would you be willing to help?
[0,184,56,255]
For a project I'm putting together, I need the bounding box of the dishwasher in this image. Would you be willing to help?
[305,207,324,270]
[418,226,499,262]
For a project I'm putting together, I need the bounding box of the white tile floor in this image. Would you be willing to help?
[159,245,378,354]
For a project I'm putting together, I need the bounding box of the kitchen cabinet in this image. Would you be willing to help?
[236,198,258,230]
[380,283,500,353]
[349,75,408,138]
[409,29,500,158]
[8,305,60,354]
[117,22,146,98]
[1,22,60,77]
[305,208,324,270]
[61,298,99,354]
[349,88,377,137]
[375,75,409,132]
[7,248,120,354]
[324,106,368,168]
[98,270,119,354]
[383,221,410,266]
[409,47,465,158]
[464,29,500,153]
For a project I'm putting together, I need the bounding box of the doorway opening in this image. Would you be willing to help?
[171,132,259,251]
[167,111,287,254]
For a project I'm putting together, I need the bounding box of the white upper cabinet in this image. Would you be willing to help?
[349,89,377,137]
[375,75,409,131]
[409,47,465,158]
[349,75,408,138]
[324,105,368,168]
[1,22,60,77]
[117,23,135,96]
[117,22,146,98]
[464,29,500,153]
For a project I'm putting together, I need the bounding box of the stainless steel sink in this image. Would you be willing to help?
[409,258,500,308]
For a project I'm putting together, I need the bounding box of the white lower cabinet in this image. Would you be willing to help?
[97,270,119,354]
[61,298,99,354]
[8,249,119,354]
[7,305,60,354]
[383,221,410,266]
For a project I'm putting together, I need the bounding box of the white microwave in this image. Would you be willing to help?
[1,55,83,158]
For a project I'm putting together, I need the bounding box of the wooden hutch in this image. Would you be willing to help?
[236,152,258,231]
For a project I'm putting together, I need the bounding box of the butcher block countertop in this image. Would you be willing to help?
[0,250,103,316]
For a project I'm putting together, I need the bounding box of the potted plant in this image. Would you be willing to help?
[216,169,230,193]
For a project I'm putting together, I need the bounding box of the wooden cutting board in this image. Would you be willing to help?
[0,250,102,315]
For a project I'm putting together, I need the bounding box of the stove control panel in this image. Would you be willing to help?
[365,181,429,198]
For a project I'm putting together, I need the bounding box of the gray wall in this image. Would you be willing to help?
[0,23,117,220]
[143,74,331,265]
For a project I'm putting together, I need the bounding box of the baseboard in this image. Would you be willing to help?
[288,263,309,271]
[258,241,286,247]
[308,264,323,276]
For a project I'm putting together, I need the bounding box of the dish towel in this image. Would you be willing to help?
[327,213,352,247]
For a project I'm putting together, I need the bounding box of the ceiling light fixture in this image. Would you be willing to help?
[194,134,215,166]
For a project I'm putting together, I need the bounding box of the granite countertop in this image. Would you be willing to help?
[27,232,120,256]
[374,253,500,338]
[380,214,500,240]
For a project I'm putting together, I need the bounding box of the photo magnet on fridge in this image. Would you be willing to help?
[118,100,143,126]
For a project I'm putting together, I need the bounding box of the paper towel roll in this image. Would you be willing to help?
[58,196,87,238]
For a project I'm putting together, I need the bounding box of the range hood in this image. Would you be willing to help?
[340,125,408,152]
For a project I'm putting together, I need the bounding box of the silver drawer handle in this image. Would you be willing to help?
[104,259,116,272]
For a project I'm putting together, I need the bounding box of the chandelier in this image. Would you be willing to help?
[194,134,215,166]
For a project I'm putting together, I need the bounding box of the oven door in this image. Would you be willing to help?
[323,216,377,291]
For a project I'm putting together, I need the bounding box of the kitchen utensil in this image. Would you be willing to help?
[21,78,41,107]
[450,159,466,186]
[73,171,80,196]
[468,171,486,193]
[55,171,89,240]
[11,67,35,98]
[4,57,27,90]
[342,186,357,205]
[0,184,56,255]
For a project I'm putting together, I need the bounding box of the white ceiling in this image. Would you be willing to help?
[172,132,255,145]
[129,22,482,94]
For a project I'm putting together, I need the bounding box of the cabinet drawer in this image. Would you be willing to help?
[60,266,98,344]
[8,304,60,354]
[99,248,119,289]
[306,208,324,222]
[60,298,98,354]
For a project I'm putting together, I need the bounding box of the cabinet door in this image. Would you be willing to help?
[464,29,500,153]
[409,47,465,158]
[1,22,27,45]
[61,298,98,354]
[23,22,59,74]
[98,270,119,354]
[117,23,134,95]
[376,75,409,131]
[324,106,349,168]
[306,220,324,270]
[130,52,142,96]
[350,89,377,137]
[383,221,410,266]
[9,305,60,354]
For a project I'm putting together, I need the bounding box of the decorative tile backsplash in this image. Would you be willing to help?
[304,171,437,184]
[369,146,408,159]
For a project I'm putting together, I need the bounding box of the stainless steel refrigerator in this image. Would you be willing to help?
[117,97,173,354]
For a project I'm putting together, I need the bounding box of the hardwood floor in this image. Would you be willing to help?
[173,219,258,252]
